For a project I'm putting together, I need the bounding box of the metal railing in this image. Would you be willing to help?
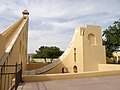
[0,62,22,90]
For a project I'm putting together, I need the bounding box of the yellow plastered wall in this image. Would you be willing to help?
[43,27,84,74]
[99,64,120,71]
[0,14,28,74]
[2,18,23,49]
[23,70,120,82]
[41,25,106,74]
[82,25,106,71]
[27,63,48,70]
[0,34,6,60]
[0,10,29,90]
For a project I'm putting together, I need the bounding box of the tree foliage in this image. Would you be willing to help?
[33,46,64,62]
[103,19,120,57]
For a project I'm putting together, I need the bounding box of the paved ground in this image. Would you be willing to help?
[17,76,120,90]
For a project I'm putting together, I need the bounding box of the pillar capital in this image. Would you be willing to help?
[22,10,29,19]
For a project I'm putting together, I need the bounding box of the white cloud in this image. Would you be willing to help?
[0,0,120,53]
[28,29,73,53]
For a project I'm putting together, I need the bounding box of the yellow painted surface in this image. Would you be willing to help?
[2,18,23,49]
[33,25,106,74]
[27,63,48,70]
[0,10,29,73]
[99,64,120,71]
[23,70,120,82]
[0,34,6,60]
[1,9,120,86]
[1,18,28,73]
[0,10,29,90]
[82,25,106,71]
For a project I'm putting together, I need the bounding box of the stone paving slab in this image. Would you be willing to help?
[17,76,120,90]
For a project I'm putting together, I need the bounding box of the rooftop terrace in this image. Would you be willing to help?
[17,76,120,90]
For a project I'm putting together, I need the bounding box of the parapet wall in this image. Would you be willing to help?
[99,64,120,71]
[23,70,120,82]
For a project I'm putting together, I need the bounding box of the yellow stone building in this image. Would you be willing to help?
[0,10,29,90]
[1,10,120,89]
[113,51,120,63]
[26,25,106,74]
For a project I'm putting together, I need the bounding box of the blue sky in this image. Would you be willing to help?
[0,0,120,53]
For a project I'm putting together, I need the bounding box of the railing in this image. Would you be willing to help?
[0,62,22,90]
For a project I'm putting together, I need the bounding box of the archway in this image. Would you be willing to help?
[88,33,96,45]
[62,68,68,73]
[73,65,77,73]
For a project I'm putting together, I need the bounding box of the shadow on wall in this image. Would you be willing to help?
[41,61,69,74]
[26,63,49,70]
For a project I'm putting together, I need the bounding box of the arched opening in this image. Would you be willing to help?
[62,68,64,73]
[73,65,77,73]
[74,48,76,62]
[62,68,68,73]
[88,33,96,45]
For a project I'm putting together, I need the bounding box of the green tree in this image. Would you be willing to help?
[103,19,120,57]
[33,46,64,63]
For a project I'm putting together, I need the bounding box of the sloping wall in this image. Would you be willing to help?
[0,10,29,74]
[0,34,6,60]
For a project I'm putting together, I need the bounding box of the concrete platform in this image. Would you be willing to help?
[17,76,120,90]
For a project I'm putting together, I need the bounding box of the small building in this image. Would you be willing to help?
[113,51,120,63]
